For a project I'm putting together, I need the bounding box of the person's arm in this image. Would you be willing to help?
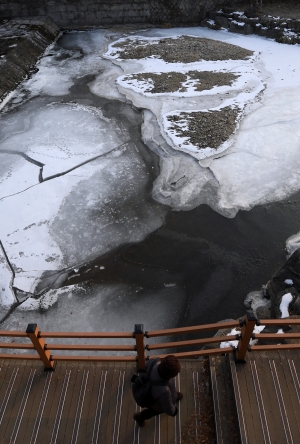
[159,389,178,416]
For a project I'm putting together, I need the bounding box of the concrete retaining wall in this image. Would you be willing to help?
[0,0,223,28]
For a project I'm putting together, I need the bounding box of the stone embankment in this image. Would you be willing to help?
[0,17,59,103]
[245,249,300,320]
[0,0,224,29]
[201,6,300,44]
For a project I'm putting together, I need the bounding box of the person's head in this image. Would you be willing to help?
[158,355,180,380]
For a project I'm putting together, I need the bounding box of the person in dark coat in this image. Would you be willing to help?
[133,355,183,427]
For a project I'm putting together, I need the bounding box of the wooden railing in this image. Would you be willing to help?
[1,312,300,371]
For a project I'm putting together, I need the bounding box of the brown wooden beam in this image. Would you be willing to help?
[235,311,257,362]
[47,344,135,351]
[26,324,55,370]
[0,353,40,360]
[147,335,237,350]
[146,321,239,338]
[41,332,133,338]
[259,319,300,326]
[251,344,300,351]
[151,347,233,359]
[254,333,300,340]
[0,342,34,349]
[0,330,27,337]
[52,355,137,362]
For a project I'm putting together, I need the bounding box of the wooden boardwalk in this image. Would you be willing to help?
[0,358,205,444]
[211,350,300,444]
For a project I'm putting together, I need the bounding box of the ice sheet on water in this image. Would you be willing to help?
[0,101,123,179]
[2,283,187,352]
[0,155,40,200]
[23,30,110,98]
[0,248,16,307]
[50,142,166,266]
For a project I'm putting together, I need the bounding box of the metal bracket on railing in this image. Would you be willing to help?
[145,344,150,350]
[256,319,261,326]
[144,331,149,338]
[134,324,146,372]
[239,318,246,327]
[235,334,241,340]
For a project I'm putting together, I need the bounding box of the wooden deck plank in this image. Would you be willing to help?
[0,361,18,426]
[16,362,46,444]
[2,360,32,442]
[248,355,272,444]
[37,361,68,443]
[96,361,114,443]
[231,356,264,443]
[210,356,224,444]
[101,361,118,443]
[118,363,136,444]
[57,361,81,444]
[76,362,104,444]
[0,359,11,393]
[253,352,286,444]
[274,350,300,440]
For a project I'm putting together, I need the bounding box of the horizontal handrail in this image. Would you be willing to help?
[0,342,34,349]
[0,353,40,360]
[40,332,134,339]
[253,333,300,340]
[146,320,240,338]
[147,335,237,350]
[251,343,300,351]
[0,331,27,337]
[47,344,135,351]
[1,314,300,370]
[52,355,137,362]
[152,347,233,359]
[257,319,300,326]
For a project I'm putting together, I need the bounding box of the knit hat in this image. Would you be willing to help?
[158,355,180,379]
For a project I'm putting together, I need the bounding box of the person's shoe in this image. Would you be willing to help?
[176,392,183,401]
[133,413,146,427]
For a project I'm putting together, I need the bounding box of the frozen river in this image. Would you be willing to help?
[1,27,300,334]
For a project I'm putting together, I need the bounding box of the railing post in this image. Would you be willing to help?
[235,311,257,363]
[134,324,146,372]
[26,324,55,370]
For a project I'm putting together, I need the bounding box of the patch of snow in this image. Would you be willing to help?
[220,324,265,348]
[286,232,300,257]
[280,292,293,318]
[285,279,293,286]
